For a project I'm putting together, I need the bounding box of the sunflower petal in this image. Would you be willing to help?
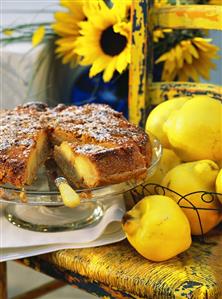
[188,43,199,59]
[116,51,129,73]
[32,26,45,47]
[55,12,77,24]
[52,23,79,36]
[3,29,14,36]
[103,57,117,82]
[155,52,170,64]
[194,60,210,80]
[90,56,111,77]
[175,44,184,68]
[62,51,76,64]
[60,0,85,19]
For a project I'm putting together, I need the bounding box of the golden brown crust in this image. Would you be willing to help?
[0,105,49,187]
[46,104,152,166]
[72,143,146,177]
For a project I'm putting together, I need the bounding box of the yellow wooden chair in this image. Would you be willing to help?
[1,1,222,298]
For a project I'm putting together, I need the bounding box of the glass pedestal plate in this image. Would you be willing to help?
[0,136,162,233]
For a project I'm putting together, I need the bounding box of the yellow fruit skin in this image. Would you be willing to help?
[145,148,181,185]
[130,149,181,199]
[216,169,222,205]
[145,97,189,148]
[161,160,222,235]
[122,195,192,262]
[164,96,222,162]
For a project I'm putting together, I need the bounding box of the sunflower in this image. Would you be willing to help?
[74,2,131,82]
[155,37,219,82]
[52,0,87,66]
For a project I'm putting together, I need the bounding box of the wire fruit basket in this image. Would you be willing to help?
[125,182,222,240]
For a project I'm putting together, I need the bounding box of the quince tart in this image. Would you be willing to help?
[0,103,152,188]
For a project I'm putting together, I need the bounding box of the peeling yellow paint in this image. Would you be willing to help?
[44,230,222,298]
[129,0,150,127]
[149,82,222,105]
[151,5,222,30]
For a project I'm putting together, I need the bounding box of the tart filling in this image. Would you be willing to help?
[54,142,148,188]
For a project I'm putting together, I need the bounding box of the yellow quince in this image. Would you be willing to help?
[145,148,181,185]
[216,169,222,205]
[164,96,222,162]
[122,195,191,262]
[145,97,189,148]
[126,149,181,200]
[161,160,222,235]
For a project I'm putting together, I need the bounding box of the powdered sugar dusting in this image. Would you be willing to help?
[46,103,148,145]
[74,143,113,155]
[0,109,42,153]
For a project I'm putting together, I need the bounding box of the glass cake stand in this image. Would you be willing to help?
[0,136,162,232]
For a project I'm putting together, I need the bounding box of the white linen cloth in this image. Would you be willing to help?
[0,196,126,262]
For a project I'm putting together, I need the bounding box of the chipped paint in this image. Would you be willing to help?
[149,82,222,105]
[151,5,222,30]
[129,0,150,127]
[18,228,222,299]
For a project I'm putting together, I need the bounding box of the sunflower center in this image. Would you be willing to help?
[100,26,127,56]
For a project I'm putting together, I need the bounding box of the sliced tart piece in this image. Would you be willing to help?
[54,141,148,188]
[0,106,50,187]
[46,104,152,169]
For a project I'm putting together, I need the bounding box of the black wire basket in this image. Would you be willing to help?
[124,183,222,243]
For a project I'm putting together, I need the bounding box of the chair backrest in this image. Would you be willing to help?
[129,0,150,127]
[129,0,222,127]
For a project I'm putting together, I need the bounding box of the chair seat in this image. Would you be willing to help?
[18,224,222,299]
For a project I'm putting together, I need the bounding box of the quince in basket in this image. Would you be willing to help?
[216,169,222,204]
[122,195,191,262]
[161,160,222,235]
[145,96,189,148]
[146,95,221,162]
[163,96,222,162]
[143,148,181,186]
[128,149,181,200]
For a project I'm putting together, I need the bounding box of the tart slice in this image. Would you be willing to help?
[54,141,148,188]
[0,106,49,187]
